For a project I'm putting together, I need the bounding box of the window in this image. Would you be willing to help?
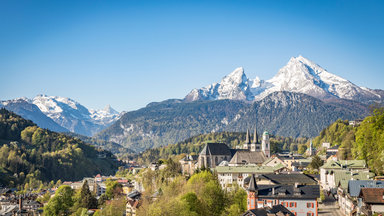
[289,202,296,207]
[307,203,314,208]
[307,212,314,216]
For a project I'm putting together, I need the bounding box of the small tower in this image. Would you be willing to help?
[307,139,315,156]
[243,129,251,150]
[250,128,259,152]
[262,131,270,158]
[247,174,258,210]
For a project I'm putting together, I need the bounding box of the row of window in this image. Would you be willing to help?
[289,211,314,216]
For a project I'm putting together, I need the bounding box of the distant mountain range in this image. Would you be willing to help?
[185,56,383,104]
[0,95,121,136]
[2,56,382,153]
[96,56,382,152]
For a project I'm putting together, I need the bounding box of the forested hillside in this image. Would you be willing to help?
[311,108,384,175]
[0,108,118,188]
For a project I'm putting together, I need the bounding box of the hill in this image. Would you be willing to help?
[0,108,119,187]
[311,108,384,175]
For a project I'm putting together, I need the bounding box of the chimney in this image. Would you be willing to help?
[294,182,299,188]
[272,187,275,195]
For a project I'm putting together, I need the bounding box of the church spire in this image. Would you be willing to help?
[248,174,258,192]
[253,128,258,144]
[245,129,250,144]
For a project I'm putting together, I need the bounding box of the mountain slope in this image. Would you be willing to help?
[1,95,121,136]
[96,92,368,152]
[185,56,382,104]
[0,98,69,132]
[0,108,118,187]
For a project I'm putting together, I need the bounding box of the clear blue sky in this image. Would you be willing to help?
[1,0,383,111]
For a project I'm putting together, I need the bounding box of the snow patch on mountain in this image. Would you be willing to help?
[2,95,121,136]
[185,56,381,104]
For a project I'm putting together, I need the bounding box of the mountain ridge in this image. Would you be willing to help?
[185,56,382,104]
[96,91,369,152]
[1,95,121,136]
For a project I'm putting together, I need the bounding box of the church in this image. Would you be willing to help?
[198,128,271,169]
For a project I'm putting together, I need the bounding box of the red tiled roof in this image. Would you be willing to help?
[360,188,384,204]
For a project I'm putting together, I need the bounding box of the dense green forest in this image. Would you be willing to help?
[0,108,119,188]
[133,131,308,165]
[311,108,384,175]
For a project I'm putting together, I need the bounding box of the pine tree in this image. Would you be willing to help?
[77,180,98,209]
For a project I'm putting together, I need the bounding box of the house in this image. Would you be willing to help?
[246,174,320,216]
[179,154,198,175]
[338,180,384,215]
[126,190,142,216]
[326,145,339,158]
[126,199,141,216]
[359,188,384,216]
[215,165,282,189]
[322,143,330,148]
[242,204,294,216]
[275,154,307,171]
[263,156,287,168]
[320,159,369,193]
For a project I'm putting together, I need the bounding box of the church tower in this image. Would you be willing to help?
[247,174,258,210]
[250,128,260,152]
[243,129,251,150]
[262,131,270,158]
[307,139,315,156]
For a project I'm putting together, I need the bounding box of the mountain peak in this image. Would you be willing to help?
[103,104,119,114]
[185,56,382,103]
[222,67,247,84]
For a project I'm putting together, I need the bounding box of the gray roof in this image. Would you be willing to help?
[256,184,320,200]
[230,150,267,165]
[244,173,318,185]
[243,204,294,216]
[264,173,318,185]
[348,180,384,197]
[199,143,232,156]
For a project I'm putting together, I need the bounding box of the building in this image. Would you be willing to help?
[242,204,294,216]
[246,174,320,216]
[306,139,316,156]
[198,143,233,169]
[242,129,271,158]
[198,129,271,169]
[216,165,283,189]
[320,159,369,193]
[126,190,142,216]
[359,188,384,216]
[325,145,339,158]
[338,180,384,215]
[229,150,267,166]
[179,154,198,175]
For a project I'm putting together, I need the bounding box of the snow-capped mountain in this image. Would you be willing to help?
[1,95,121,136]
[185,56,382,103]
[0,98,69,132]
